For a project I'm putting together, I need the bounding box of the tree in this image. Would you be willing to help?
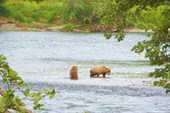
[0,55,56,113]
[100,0,170,92]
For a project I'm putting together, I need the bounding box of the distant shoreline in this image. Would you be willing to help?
[0,17,153,33]
[0,23,154,33]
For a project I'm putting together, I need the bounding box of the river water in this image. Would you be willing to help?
[0,32,170,113]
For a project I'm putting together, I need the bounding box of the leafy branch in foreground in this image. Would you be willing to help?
[100,0,170,92]
[0,55,56,113]
[149,64,170,93]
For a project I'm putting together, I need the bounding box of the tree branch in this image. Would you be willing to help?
[0,88,33,113]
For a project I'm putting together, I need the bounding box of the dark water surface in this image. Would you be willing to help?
[0,32,170,113]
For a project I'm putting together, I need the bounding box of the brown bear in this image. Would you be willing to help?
[90,65,111,78]
[69,66,78,80]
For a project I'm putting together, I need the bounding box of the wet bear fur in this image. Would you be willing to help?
[70,66,78,80]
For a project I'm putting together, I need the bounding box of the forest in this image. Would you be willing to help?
[0,0,169,31]
[1,0,108,31]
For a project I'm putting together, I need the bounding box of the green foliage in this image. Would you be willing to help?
[0,5,10,17]
[46,2,63,23]
[131,4,170,73]
[61,0,94,23]
[150,64,170,93]
[29,0,45,3]
[62,23,80,31]
[2,0,100,24]
[136,5,170,30]
[104,33,112,40]
[4,1,63,23]
[0,0,6,5]
[0,0,10,17]
[6,1,32,22]
[0,55,56,112]
[101,0,170,92]
[31,1,63,23]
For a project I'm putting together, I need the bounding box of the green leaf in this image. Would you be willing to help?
[50,89,56,99]
[104,33,112,39]
[0,55,6,60]
[24,88,30,95]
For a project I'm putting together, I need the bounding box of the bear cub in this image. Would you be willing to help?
[70,66,78,80]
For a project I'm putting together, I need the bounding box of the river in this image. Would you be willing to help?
[0,32,170,113]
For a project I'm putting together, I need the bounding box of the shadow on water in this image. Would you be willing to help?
[28,82,169,97]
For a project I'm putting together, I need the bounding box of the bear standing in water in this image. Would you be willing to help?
[69,66,78,80]
[90,65,111,78]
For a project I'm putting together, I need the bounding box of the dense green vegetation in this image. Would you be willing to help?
[0,0,10,17]
[0,0,101,25]
[100,0,170,92]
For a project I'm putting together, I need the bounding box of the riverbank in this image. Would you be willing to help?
[0,17,152,33]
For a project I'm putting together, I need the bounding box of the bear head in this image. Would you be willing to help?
[106,68,111,75]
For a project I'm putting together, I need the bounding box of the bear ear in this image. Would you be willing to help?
[107,68,111,72]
